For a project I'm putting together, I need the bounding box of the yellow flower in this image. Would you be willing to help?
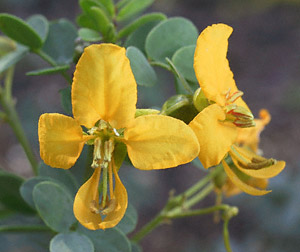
[189,23,253,169]
[188,24,285,196]
[38,44,200,230]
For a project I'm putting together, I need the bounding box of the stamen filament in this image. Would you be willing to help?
[101,164,108,209]
[109,161,114,199]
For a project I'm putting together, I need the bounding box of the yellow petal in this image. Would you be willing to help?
[232,146,286,179]
[124,115,200,170]
[99,164,128,229]
[222,160,271,196]
[38,113,87,169]
[72,43,137,129]
[73,168,102,230]
[189,104,237,169]
[194,23,237,106]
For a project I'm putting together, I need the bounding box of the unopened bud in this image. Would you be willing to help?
[193,88,210,112]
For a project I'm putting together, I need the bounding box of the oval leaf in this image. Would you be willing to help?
[50,232,94,252]
[78,28,102,42]
[0,170,34,213]
[20,176,54,209]
[80,226,131,252]
[126,46,157,86]
[0,13,43,49]
[33,181,76,232]
[172,45,197,83]
[42,19,77,64]
[125,20,161,53]
[116,203,138,234]
[38,162,78,196]
[26,15,49,42]
[117,0,154,22]
[145,17,198,63]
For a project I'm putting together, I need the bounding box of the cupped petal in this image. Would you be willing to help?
[189,104,237,169]
[222,160,271,196]
[124,115,200,170]
[194,23,237,106]
[38,113,88,169]
[99,164,128,229]
[72,43,137,129]
[232,146,285,179]
[73,168,102,230]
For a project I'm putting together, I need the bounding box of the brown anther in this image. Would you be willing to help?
[90,200,100,214]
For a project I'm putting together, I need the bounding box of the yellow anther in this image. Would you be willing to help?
[104,138,114,162]
[90,200,100,214]
[101,199,117,215]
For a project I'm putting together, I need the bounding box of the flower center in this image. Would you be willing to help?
[87,120,122,216]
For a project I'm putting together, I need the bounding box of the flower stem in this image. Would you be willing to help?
[34,49,72,85]
[131,213,164,243]
[223,219,233,252]
[0,70,38,175]
[166,204,230,219]
[0,225,51,233]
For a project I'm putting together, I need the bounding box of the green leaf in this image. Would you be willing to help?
[78,28,102,42]
[77,14,98,30]
[172,45,197,83]
[0,44,28,73]
[38,162,78,196]
[89,6,112,36]
[50,232,94,252]
[117,0,154,22]
[126,46,157,86]
[0,13,43,49]
[0,170,34,213]
[33,181,76,233]
[59,86,72,115]
[20,177,54,209]
[145,17,199,63]
[98,0,115,16]
[125,20,161,54]
[26,15,49,42]
[118,12,166,40]
[116,204,138,234]
[26,65,70,76]
[80,226,131,252]
[42,19,77,65]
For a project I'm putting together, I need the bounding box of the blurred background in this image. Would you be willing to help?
[0,0,300,251]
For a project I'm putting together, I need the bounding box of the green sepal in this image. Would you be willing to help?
[0,13,43,49]
[161,94,199,124]
[135,108,160,117]
[26,65,70,76]
[114,141,127,172]
[117,12,167,40]
[193,88,210,112]
[116,0,154,22]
